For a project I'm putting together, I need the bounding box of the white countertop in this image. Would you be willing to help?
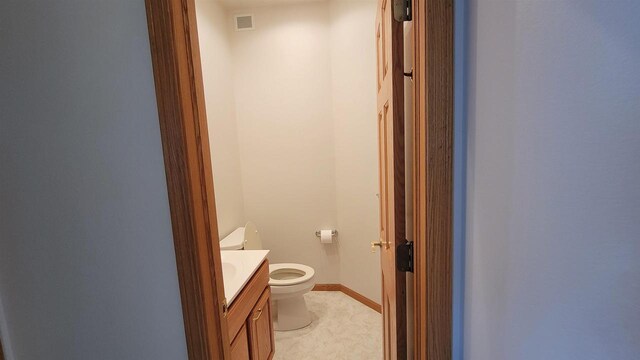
[220,250,269,305]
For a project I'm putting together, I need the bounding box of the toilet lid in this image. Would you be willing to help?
[243,221,262,250]
[269,263,315,286]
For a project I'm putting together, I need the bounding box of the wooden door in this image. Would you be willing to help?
[249,289,274,360]
[375,0,406,358]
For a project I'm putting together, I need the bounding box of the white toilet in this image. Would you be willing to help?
[220,222,316,331]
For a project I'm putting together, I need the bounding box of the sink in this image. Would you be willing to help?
[220,250,270,305]
[222,261,238,280]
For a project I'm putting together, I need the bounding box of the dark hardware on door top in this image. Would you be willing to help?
[396,241,413,273]
[393,0,412,22]
[404,68,413,82]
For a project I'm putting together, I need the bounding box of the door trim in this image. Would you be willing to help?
[412,0,455,359]
[144,0,230,358]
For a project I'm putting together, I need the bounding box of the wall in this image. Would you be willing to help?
[329,0,380,302]
[196,0,246,238]
[465,1,640,359]
[453,0,467,357]
[0,1,188,359]
[230,2,341,283]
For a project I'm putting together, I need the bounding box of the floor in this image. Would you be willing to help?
[273,291,382,360]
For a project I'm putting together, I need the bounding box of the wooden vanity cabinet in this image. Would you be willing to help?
[228,260,275,360]
[230,323,250,360]
[248,289,274,360]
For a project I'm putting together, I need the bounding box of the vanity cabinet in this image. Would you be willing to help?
[228,260,275,360]
[248,289,274,360]
[230,323,250,360]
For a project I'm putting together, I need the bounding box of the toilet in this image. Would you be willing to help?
[220,222,316,331]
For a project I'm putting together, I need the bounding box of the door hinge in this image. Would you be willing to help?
[222,298,229,317]
[396,241,413,273]
[393,0,412,22]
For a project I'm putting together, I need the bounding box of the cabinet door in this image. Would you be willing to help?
[249,288,275,360]
[230,323,250,360]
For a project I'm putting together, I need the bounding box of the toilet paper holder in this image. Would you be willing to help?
[315,230,338,237]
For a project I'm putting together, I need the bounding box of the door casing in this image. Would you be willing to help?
[144,0,230,358]
[411,0,454,359]
[144,0,454,358]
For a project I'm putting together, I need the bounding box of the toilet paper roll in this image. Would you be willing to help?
[320,230,333,244]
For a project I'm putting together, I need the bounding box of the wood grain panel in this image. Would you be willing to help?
[412,0,454,358]
[381,0,389,78]
[376,24,383,91]
[249,288,275,360]
[144,0,230,358]
[227,260,270,341]
[230,324,250,360]
[376,0,407,357]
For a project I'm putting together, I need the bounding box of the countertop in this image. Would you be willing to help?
[220,250,269,305]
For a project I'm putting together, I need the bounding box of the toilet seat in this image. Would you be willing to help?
[269,263,315,286]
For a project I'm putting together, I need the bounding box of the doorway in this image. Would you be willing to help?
[144,0,454,358]
[196,1,385,358]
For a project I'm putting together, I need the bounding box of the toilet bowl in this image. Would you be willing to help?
[220,222,316,331]
[269,263,316,331]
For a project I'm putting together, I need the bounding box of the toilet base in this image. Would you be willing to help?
[272,295,312,331]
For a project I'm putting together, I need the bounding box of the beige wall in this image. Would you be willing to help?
[196,0,246,238]
[230,2,341,284]
[329,0,381,302]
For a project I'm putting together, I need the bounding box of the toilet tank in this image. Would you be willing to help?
[219,227,245,250]
[219,222,262,251]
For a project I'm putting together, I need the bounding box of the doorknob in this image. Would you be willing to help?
[371,240,388,252]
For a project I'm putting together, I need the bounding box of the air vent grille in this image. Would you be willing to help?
[234,15,254,31]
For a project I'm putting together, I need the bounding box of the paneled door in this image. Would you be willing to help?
[374,0,406,359]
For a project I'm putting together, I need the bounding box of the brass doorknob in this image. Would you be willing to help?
[371,240,386,252]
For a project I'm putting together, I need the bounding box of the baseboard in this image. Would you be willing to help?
[312,284,382,313]
[312,284,341,291]
[339,285,382,313]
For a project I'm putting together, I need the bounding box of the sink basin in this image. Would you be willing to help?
[222,261,238,280]
[220,250,270,305]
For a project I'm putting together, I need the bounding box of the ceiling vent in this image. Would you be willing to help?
[234,14,254,31]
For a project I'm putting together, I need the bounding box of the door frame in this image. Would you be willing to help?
[144,0,230,358]
[411,0,454,359]
[144,0,454,358]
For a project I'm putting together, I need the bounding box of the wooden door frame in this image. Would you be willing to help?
[144,0,454,358]
[412,0,454,359]
[145,0,230,358]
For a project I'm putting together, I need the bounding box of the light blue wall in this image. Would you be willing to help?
[453,0,467,358]
[465,1,640,359]
[0,1,188,359]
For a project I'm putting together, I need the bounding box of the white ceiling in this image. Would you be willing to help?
[218,0,325,10]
